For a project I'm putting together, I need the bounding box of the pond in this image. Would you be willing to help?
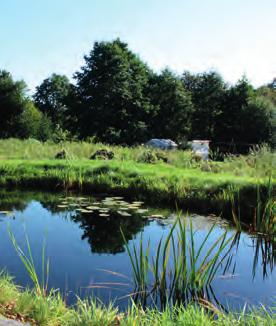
[0,190,275,311]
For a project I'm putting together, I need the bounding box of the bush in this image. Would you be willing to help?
[138,150,169,164]
[90,149,114,160]
[55,149,68,159]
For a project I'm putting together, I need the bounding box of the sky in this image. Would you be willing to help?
[0,0,275,93]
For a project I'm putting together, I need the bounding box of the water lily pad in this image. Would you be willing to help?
[79,209,92,213]
[99,209,109,213]
[128,205,140,210]
[102,201,116,206]
[99,213,110,217]
[0,211,13,216]
[86,206,100,210]
[118,207,129,211]
[117,201,129,205]
[117,211,131,217]
[150,214,164,219]
[136,209,148,214]
[57,205,68,208]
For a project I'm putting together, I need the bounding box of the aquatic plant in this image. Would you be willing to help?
[122,216,234,307]
[225,177,275,235]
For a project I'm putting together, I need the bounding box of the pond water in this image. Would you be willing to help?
[0,190,275,311]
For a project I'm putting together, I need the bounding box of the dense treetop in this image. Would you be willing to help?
[0,39,275,148]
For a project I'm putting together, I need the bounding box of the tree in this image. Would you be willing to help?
[241,96,275,144]
[34,74,73,128]
[182,71,227,140]
[74,39,153,144]
[256,78,276,106]
[0,70,27,138]
[215,77,255,142]
[16,101,53,140]
[148,69,194,141]
[16,101,43,138]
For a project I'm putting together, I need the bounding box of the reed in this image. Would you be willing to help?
[226,177,275,235]
[122,216,234,307]
[8,228,49,296]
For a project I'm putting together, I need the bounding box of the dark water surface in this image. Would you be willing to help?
[0,190,275,311]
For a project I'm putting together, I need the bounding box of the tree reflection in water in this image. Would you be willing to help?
[71,210,149,254]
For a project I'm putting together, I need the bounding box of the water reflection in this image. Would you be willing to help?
[223,232,276,281]
[71,211,148,254]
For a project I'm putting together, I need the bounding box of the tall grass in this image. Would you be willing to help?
[254,178,275,235]
[122,216,234,308]
[8,228,49,296]
[0,139,274,178]
[224,178,275,235]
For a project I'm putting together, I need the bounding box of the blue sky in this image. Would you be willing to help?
[0,0,275,92]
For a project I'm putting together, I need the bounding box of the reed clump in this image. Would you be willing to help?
[122,217,234,308]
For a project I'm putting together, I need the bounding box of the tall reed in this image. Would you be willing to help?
[8,228,49,296]
[122,216,234,307]
[224,177,275,235]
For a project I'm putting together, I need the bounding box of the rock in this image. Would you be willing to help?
[0,317,30,326]
[145,139,178,150]
[90,149,114,160]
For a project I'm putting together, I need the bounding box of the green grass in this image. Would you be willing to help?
[0,273,275,325]
[0,139,274,178]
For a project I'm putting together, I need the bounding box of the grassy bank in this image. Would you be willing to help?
[0,139,275,228]
[0,273,275,326]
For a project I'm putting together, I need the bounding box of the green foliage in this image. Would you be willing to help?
[75,39,153,144]
[182,71,227,139]
[34,73,73,128]
[0,70,27,138]
[215,77,254,142]
[16,101,42,138]
[243,96,275,144]
[149,69,194,141]
[90,149,115,160]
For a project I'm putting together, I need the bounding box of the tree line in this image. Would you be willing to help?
[1,39,275,146]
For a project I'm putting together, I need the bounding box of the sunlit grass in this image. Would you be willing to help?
[0,273,275,325]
